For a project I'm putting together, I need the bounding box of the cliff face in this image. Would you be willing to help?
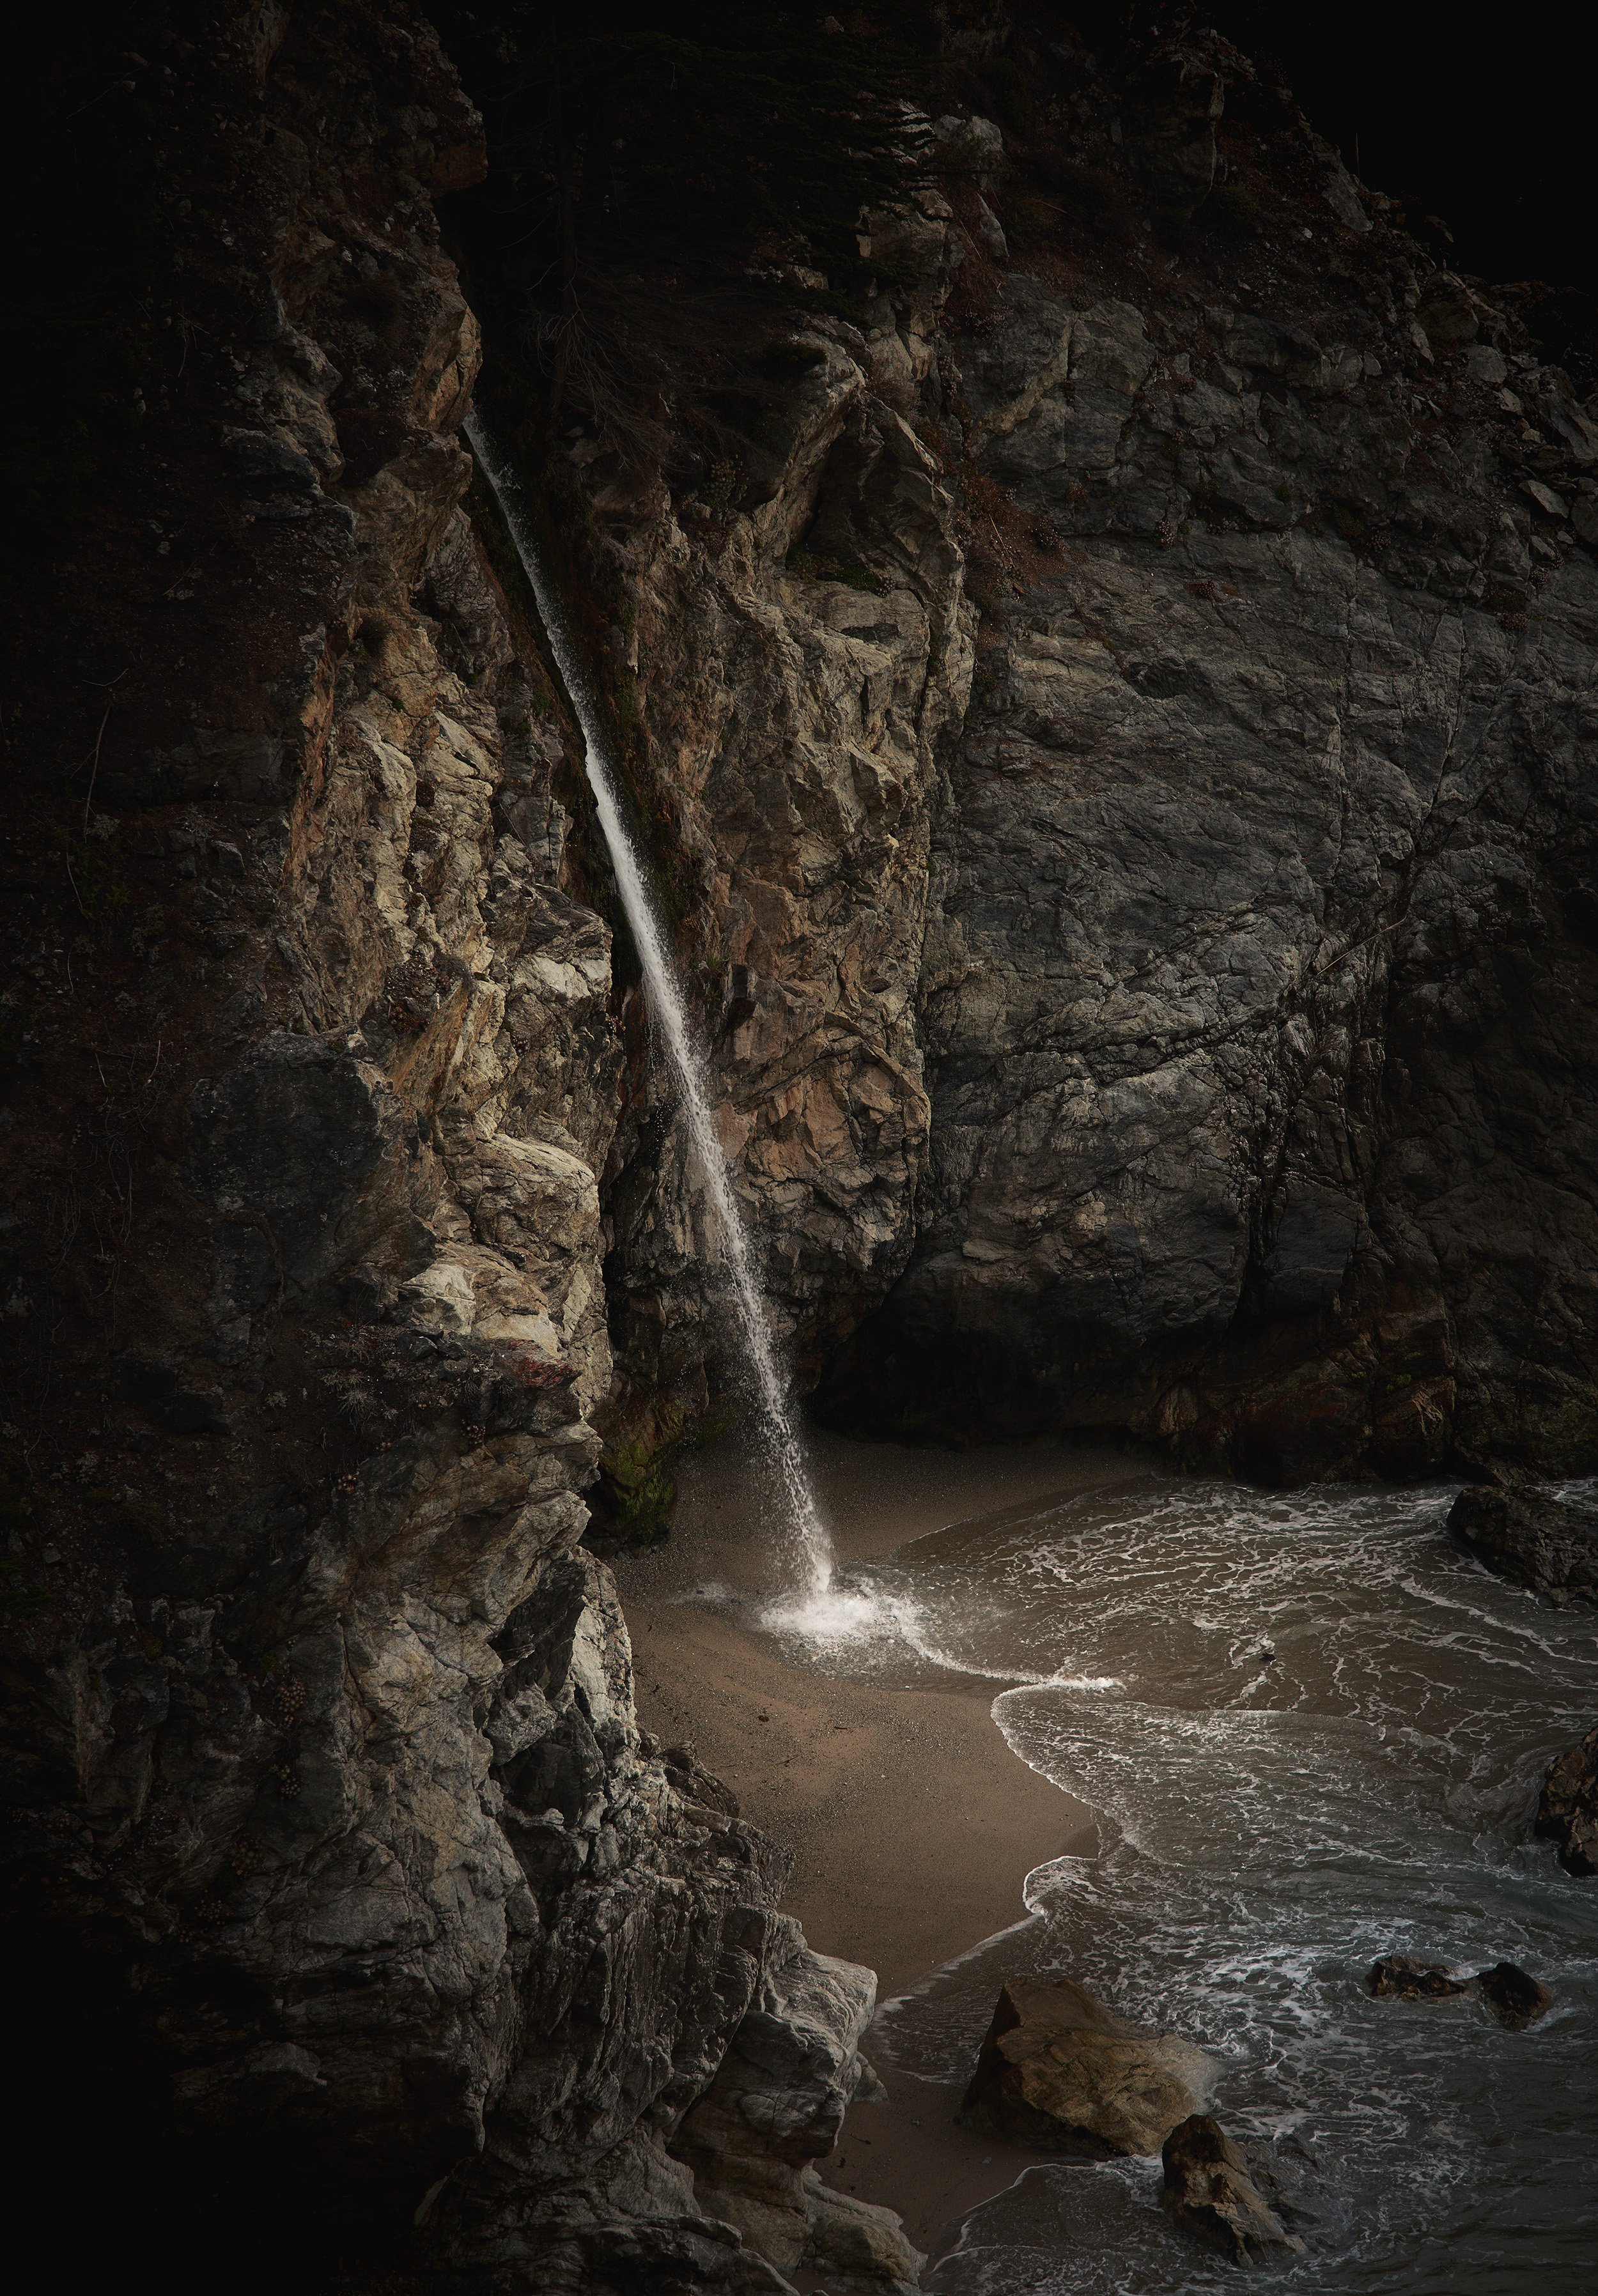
[552,21,1598,1481]
[834,258,1598,1477]
[570,208,976,1417]
[2,8,901,2291]
[4,6,1597,2293]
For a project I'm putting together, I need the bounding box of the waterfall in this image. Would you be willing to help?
[465,413,836,1600]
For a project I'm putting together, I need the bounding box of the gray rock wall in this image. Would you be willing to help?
[557,33,1598,1484]
[837,261,1598,1475]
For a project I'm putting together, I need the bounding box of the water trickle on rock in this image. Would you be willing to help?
[466,414,835,1599]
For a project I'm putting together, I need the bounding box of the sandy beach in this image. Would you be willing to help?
[611,1431,1136,2258]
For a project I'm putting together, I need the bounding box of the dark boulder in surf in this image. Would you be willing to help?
[1369,1953,1553,2026]
[1367,1956,1469,2000]
[959,1976,1216,2157]
[1475,1962,1553,2030]
[1161,2114,1307,2264]
[1538,1720,1598,1876]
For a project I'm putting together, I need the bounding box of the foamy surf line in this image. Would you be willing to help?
[760,1580,911,1643]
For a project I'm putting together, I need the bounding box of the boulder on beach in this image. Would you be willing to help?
[803,2175,924,2294]
[1537,1720,1598,1876]
[959,1976,1216,2157]
[1475,1962,1553,2030]
[1367,1955,1469,2001]
[1161,2114,1307,2264]
[671,1921,924,2287]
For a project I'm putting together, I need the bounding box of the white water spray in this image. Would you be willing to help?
[466,413,839,1601]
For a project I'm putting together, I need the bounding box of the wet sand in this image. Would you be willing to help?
[611,1431,1136,2258]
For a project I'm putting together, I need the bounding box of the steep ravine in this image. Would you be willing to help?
[3,7,1596,2294]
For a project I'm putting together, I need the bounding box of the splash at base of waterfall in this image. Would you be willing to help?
[760,1582,901,1644]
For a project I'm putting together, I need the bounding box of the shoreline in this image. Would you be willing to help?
[612,1431,1135,2256]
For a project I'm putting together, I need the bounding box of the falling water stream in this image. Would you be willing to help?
[465,415,839,1606]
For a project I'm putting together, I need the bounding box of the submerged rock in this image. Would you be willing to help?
[1161,2114,1307,2264]
[1538,1722,1598,1876]
[1368,1954,1553,2026]
[1367,1955,1470,2001]
[1475,1962,1553,2030]
[959,1977,1216,2157]
[1447,1481,1598,1606]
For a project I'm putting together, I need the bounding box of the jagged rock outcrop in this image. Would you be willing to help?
[1367,1956,1470,2001]
[484,16,1598,1484]
[1161,2114,1306,2264]
[6,3,608,2203]
[355,13,1598,1489]
[553,213,975,1421]
[1537,1722,1598,1876]
[809,40,1598,1478]
[1475,1961,1553,2028]
[818,224,1598,1470]
[1448,1476,1598,1603]
[1,7,909,2289]
[670,1922,922,2290]
[1367,1953,1553,2022]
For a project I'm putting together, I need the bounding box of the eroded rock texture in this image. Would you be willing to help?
[2,6,896,2290]
[519,20,1598,1483]
[1538,1723,1598,1876]
[1449,1475,1598,1603]
[552,217,975,1420]
[959,1976,1217,2157]
[819,208,1598,1474]
[1161,2113,1305,2264]
[6,5,1598,2293]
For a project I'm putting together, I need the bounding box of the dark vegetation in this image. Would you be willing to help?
[1202,0,1595,388]
[589,1401,692,1548]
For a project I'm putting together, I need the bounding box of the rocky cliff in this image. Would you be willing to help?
[3,6,1595,2292]
[2,7,910,2290]
[517,15,1598,1482]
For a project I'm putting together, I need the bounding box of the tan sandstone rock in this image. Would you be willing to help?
[959,1977,1217,2157]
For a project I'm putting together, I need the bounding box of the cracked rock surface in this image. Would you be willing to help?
[2,6,905,2290]
[541,20,1598,1483]
[807,52,1598,1478]
[5,8,1598,2295]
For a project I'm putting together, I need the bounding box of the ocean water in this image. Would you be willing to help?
[783,1472,1598,2292]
